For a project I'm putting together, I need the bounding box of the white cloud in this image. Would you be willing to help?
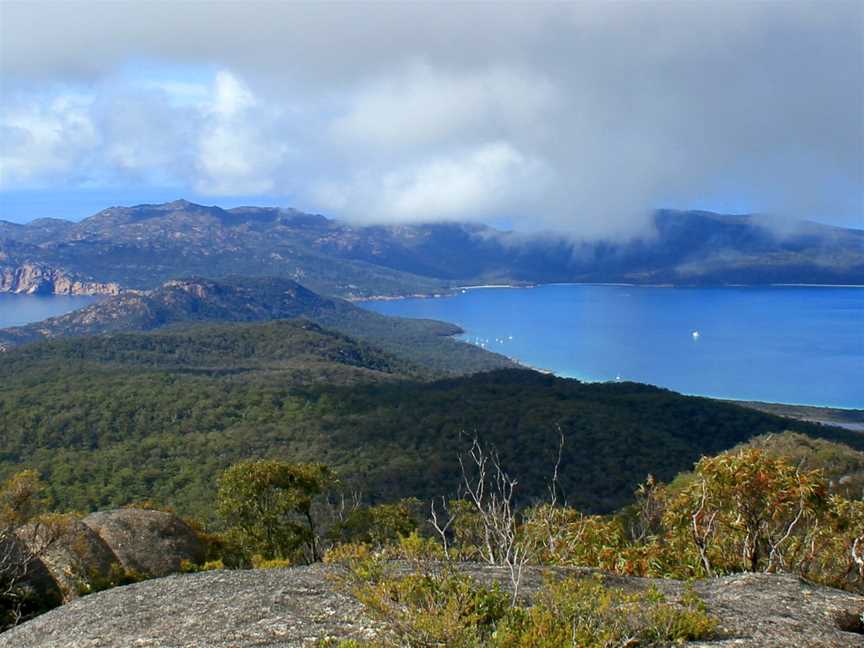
[331,64,559,151]
[0,2,860,232]
[137,80,210,107]
[211,70,256,117]
[93,87,199,184]
[0,70,291,196]
[0,93,99,188]
[316,141,549,223]
[194,71,287,195]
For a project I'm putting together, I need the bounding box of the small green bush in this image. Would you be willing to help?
[251,555,293,570]
[353,568,510,647]
[78,562,145,596]
[342,565,717,648]
[494,577,716,648]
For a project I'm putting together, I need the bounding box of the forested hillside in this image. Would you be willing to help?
[0,323,858,523]
[0,276,514,374]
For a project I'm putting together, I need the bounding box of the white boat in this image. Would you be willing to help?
[692,330,701,339]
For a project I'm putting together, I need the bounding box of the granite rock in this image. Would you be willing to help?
[81,509,204,578]
[2,563,861,647]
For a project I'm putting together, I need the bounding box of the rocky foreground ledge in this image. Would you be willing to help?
[2,563,863,647]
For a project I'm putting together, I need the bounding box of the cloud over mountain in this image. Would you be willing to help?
[1,1,861,236]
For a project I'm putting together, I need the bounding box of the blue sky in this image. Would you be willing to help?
[1,2,861,234]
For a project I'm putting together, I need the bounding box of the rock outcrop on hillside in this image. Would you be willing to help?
[2,563,862,647]
[0,262,121,296]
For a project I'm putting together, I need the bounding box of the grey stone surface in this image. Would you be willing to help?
[3,563,863,647]
[687,572,864,647]
[82,509,204,578]
[28,518,119,601]
[1,564,378,648]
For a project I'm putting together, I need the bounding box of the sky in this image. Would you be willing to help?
[0,1,862,237]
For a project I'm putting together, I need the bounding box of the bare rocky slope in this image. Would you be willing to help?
[0,262,120,296]
[3,563,862,647]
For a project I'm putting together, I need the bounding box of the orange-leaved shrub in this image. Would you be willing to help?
[518,449,863,591]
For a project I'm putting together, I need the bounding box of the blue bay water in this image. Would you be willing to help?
[0,294,98,328]
[363,285,864,409]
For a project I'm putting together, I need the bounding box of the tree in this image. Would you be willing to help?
[335,498,423,548]
[216,460,336,563]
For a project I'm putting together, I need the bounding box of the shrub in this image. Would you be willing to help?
[494,576,716,648]
[190,527,249,569]
[79,562,145,596]
[251,555,293,570]
[323,541,376,567]
[342,566,716,648]
[179,558,225,572]
[352,568,510,647]
[333,499,424,548]
[663,449,828,576]
[0,470,68,628]
[395,531,445,563]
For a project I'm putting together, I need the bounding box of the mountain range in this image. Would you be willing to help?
[2,201,862,298]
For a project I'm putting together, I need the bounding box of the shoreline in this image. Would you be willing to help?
[553,369,863,413]
[355,280,864,303]
[770,283,864,288]
[6,278,856,302]
[456,283,536,290]
[463,339,864,413]
[361,284,863,413]
[724,399,864,431]
[346,292,450,302]
[474,343,864,414]
[6,287,861,415]
[546,366,864,418]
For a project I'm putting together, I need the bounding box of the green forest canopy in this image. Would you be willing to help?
[0,320,859,524]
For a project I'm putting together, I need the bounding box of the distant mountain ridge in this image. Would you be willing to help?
[1,201,862,297]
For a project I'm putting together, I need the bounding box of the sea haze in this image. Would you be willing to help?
[0,294,98,328]
[363,284,864,409]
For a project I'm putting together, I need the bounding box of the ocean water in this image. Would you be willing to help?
[0,294,98,328]
[363,285,864,409]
